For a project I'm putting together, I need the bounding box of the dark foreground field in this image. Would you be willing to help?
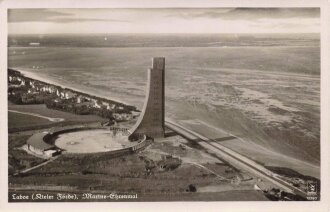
[9,152,268,201]
[8,102,106,174]
[8,112,52,129]
[8,107,269,201]
[8,103,106,132]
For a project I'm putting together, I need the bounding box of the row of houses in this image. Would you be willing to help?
[113,113,133,121]
[8,74,112,109]
[8,76,26,86]
[8,72,137,121]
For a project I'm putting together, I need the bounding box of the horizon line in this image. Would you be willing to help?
[8,32,320,35]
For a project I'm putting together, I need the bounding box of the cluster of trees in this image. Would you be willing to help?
[8,85,132,120]
[8,86,28,104]
[8,69,23,79]
[8,85,54,105]
[8,93,23,104]
[45,99,114,119]
[21,93,53,104]
[264,188,307,201]
[112,105,136,114]
[70,88,137,114]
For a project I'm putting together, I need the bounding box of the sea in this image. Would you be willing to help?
[8,33,320,177]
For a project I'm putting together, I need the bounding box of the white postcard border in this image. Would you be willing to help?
[0,0,329,212]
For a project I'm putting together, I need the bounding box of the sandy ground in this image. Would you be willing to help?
[55,129,133,153]
[19,69,132,106]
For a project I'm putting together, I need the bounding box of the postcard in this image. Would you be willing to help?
[1,0,329,211]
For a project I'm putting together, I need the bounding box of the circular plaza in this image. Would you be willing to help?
[54,129,134,153]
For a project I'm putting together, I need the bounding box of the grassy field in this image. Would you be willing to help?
[9,104,106,122]
[8,102,108,173]
[9,154,263,201]
[8,103,107,132]
[11,153,208,191]
[9,112,52,129]
[8,133,46,174]
[9,151,267,201]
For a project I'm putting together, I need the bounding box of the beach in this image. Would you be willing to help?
[18,69,132,106]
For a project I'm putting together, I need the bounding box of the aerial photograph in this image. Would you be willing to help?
[7,8,320,201]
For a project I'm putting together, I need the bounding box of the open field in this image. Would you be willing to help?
[8,103,107,174]
[9,104,106,122]
[8,133,46,174]
[9,110,64,122]
[9,153,227,192]
[8,103,106,132]
[9,129,270,201]
[9,112,53,129]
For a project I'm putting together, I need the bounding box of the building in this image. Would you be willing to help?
[102,101,109,107]
[90,99,101,108]
[113,113,133,121]
[77,95,82,103]
[129,57,165,139]
[30,81,35,88]
[42,85,56,93]
[26,132,59,157]
[65,91,76,99]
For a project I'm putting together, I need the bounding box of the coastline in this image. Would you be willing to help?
[8,68,320,179]
[16,68,133,107]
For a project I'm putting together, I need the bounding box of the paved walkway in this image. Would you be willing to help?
[183,161,229,182]
[15,156,60,175]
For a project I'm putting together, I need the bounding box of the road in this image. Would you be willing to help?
[165,120,307,198]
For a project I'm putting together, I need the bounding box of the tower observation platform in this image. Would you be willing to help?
[129,57,165,140]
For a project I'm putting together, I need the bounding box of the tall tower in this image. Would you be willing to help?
[129,57,165,139]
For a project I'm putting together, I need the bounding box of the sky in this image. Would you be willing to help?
[8,8,320,34]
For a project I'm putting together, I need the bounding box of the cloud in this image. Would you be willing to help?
[8,9,128,23]
[8,8,320,34]
[9,8,320,24]
[166,8,320,20]
[8,9,72,22]
[51,18,128,23]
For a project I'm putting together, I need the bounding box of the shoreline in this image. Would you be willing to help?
[16,68,133,107]
[8,68,320,179]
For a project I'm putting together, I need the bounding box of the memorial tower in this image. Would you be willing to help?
[129,57,165,139]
